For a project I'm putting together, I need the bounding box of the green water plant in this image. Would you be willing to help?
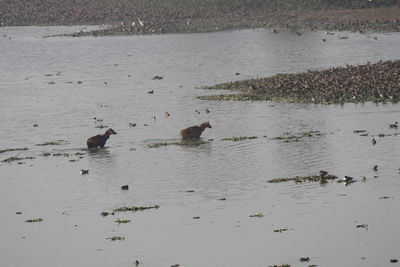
[2,156,35,163]
[107,236,125,241]
[0,148,28,153]
[249,213,264,218]
[148,139,211,148]
[115,218,131,224]
[268,174,337,184]
[25,218,43,223]
[273,131,321,143]
[35,140,69,146]
[273,228,289,233]
[113,205,160,213]
[221,136,258,141]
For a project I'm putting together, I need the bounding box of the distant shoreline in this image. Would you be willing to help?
[198,60,400,104]
[55,6,400,37]
[1,1,399,37]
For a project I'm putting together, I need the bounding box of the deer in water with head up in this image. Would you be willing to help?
[180,122,212,141]
[87,128,117,148]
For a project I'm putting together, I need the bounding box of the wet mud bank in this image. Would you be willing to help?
[199,59,400,104]
[0,0,399,36]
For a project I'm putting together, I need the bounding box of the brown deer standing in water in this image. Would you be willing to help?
[180,122,212,141]
[87,128,117,148]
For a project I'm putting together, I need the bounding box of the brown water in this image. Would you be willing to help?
[1,26,400,267]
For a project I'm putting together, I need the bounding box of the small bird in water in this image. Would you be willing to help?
[389,122,398,128]
[195,109,200,115]
[342,176,355,185]
[121,185,129,190]
[206,108,210,114]
[373,165,378,171]
[148,90,154,94]
[138,18,144,26]
[372,138,376,145]
[319,170,328,177]
[80,169,89,175]
[165,112,170,117]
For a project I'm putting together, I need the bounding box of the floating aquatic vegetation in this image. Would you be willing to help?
[52,153,69,157]
[249,213,264,218]
[25,218,43,223]
[2,156,35,163]
[147,141,181,148]
[268,174,337,184]
[74,152,86,156]
[221,136,258,141]
[372,133,400,138]
[147,139,211,148]
[356,224,368,229]
[106,236,125,241]
[184,190,195,193]
[273,228,289,233]
[41,152,69,157]
[0,148,28,154]
[115,218,131,224]
[273,131,321,143]
[101,211,114,217]
[113,205,160,213]
[192,216,200,220]
[268,264,291,267]
[353,130,367,133]
[35,140,69,146]
[300,257,310,262]
[95,125,108,128]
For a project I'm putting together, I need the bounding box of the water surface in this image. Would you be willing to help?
[1,27,400,267]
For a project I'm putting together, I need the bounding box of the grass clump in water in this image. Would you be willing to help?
[115,218,131,224]
[106,236,125,241]
[0,148,28,154]
[221,136,258,141]
[268,174,338,183]
[148,139,211,148]
[25,218,43,223]
[35,140,69,146]
[249,213,264,218]
[273,131,321,143]
[273,228,289,233]
[2,156,35,163]
[113,205,160,213]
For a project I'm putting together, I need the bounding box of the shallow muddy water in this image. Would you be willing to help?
[1,26,400,267]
